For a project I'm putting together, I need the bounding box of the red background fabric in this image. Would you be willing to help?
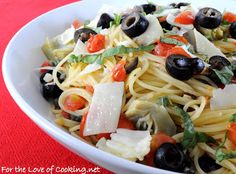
[0,1,112,174]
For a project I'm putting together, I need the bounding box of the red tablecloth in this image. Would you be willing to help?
[0,1,112,174]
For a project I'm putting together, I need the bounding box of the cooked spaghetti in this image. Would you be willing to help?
[39,2,236,174]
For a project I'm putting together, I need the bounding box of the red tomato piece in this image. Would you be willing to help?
[79,112,88,138]
[174,11,195,25]
[40,60,51,74]
[166,46,191,58]
[153,42,175,57]
[72,19,82,29]
[85,85,94,94]
[223,12,236,23]
[61,110,70,119]
[117,113,135,130]
[145,132,176,166]
[64,94,87,111]
[86,34,105,53]
[228,123,236,146]
[112,60,127,82]
[96,133,111,140]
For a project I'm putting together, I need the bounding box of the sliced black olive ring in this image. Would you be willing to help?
[74,28,97,43]
[121,12,149,38]
[195,7,222,29]
[141,4,156,14]
[209,55,231,70]
[165,55,205,81]
[125,57,139,74]
[97,13,114,29]
[154,143,186,172]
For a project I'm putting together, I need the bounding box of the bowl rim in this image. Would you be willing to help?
[1,0,176,174]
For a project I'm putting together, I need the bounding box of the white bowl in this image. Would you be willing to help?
[2,0,236,173]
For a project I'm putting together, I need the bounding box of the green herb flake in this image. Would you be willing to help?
[212,66,234,85]
[159,97,170,107]
[174,106,216,149]
[230,113,236,122]
[110,14,122,27]
[216,149,236,162]
[160,37,185,46]
[68,44,155,65]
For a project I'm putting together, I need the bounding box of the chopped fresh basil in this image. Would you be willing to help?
[160,37,185,46]
[216,149,236,162]
[174,106,216,149]
[110,14,122,27]
[68,44,155,65]
[221,20,231,25]
[212,66,234,85]
[230,113,236,122]
[159,97,170,107]
[159,96,216,149]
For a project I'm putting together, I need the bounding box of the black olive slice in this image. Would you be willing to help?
[121,12,149,38]
[97,13,114,29]
[198,154,221,172]
[230,22,236,39]
[42,84,63,101]
[74,28,97,43]
[169,2,190,8]
[195,7,222,29]
[141,4,156,14]
[160,20,173,31]
[209,55,230,70]
[192,58,205,75]
[166,55,194,80]
[125,57,138,74]
[154,143,186,172]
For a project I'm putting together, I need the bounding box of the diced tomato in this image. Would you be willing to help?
[174,11,195,25]
[86,34,105,53]
[166,46,191,58]
[167,35,189,45]
[61,110,70,119]
[40,60,51,74]
[85,85,94,94]
[79,112,88,138]
[112,60,127,82]
[153,41,175,57]
[228,123,236,146]
[64,94,87,111]
[117,113,135,130]
[223,12,236,23]
[96,133,111,140]
[159,16,167,23]
[145,132,176,166]
[72,19,82,29]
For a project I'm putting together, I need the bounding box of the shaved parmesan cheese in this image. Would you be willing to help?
[153,8,179,18]
[133,14,164,46]
[211,84,236,110]
[96,129,151,161]
[184,29,225,57]
[55,26,75,45]
[79,63,101,76]
[83,82,124,136]
[43,73,53,83]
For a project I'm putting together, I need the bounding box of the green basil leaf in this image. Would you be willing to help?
[160,37,185,46]
[159,97,170,107]
[212,66,234,85]
[230,113,236,122]
[110,13,122,27]
[68,44,154,65]
[216,149,236,162]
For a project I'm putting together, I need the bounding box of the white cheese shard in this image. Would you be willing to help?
[96,128,151,161]
[79,63,101,76]
[133,14,164,46]
[83,82,124,136]
[55,26,75,45]
[184,29,225,58]
[210,84,236,110]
